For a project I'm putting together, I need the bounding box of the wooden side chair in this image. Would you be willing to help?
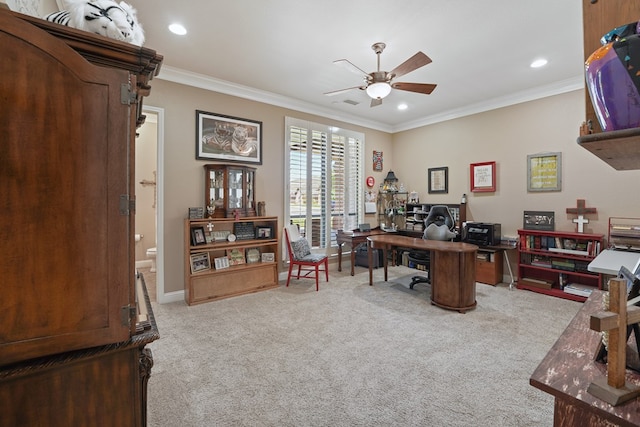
[283,224,329,291]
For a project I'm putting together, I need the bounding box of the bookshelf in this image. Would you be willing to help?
[608,217,640,251]
[517,229,604,302]
[184,217,279,305]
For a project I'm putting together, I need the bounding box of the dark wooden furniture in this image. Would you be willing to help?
[204,164,256,218]
[184,217,280,305]
[367,235,478,313]
[577,0,640,171]
[0,9,162,426]
[517,229,604,302]
[531,290,640,426]
[336,228,386,275]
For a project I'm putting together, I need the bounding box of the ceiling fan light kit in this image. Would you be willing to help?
[325,42,437,107]
[366,82,391,99]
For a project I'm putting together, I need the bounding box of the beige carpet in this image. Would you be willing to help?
[146,266,581,426]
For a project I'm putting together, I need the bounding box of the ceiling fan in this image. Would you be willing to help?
[324,42,437,107]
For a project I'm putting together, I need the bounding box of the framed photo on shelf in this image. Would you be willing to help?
[523,211,555,231]
[227,248,246,265]
[261,252,275,262]
[527,152,562,192]
[190,226,207,246]
[470,161,496,192]
[246,247,260,263]
[190,252,211,273]
[213,256,230,270]
[196,110,262,164]
[428,167,448,194]
[256,226,273,239]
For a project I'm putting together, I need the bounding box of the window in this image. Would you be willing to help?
[285,117,364,252]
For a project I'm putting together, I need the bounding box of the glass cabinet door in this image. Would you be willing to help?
[246,169,254,210]
[204,164,257,218]
[227,168,244,210]
[208,168,224,208]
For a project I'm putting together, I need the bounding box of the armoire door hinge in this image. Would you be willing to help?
[119,194,135,215]
[121,304,136,327]
[121,83,136,105]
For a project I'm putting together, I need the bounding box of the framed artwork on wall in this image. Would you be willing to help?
[373,151,383,171]
[428,167,448,194]
[470,161,496,192]
[196,110,262,164]
[527,152,562,192]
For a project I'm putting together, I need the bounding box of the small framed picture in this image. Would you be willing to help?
[190,252,211,273]
[256,226,273,239]
[214,256,230,270]
[470,161,496,192]
[261,252,275,262]
[191,227,207,246]
[428,166,448,194]
[523,211,555,231]
[527,152,562,192]
[246,248,260,263]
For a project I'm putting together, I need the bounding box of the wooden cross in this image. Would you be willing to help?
[566,199,597,233]
[588,278,640,406]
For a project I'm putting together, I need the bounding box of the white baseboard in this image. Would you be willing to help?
[157,290,184,304]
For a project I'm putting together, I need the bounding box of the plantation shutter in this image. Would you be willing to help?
[285,117,363,252]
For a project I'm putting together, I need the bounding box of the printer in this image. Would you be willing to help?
[463,222,502,246]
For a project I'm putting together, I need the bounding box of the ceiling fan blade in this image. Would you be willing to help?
[391,82,437,95]
[370,98,383,107]
[389,52,432,79]
[324,85,366,96]
[333,59,369,77]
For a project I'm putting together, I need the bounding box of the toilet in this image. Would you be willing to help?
[146,247,157,272]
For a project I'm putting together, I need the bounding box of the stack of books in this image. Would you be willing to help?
[563,283,594,297]
[519,277,553,290]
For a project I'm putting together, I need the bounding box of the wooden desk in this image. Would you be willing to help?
[530,290,640,426]
[367,235,478,313]
[336,229,385,275]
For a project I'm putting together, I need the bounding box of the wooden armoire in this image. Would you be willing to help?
[0,9,163,426]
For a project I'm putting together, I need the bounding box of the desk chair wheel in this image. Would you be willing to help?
[410,276,430,289]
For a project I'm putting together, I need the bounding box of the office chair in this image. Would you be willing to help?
[409,205,457,289]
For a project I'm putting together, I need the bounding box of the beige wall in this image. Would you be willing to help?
[147,79,640,296]
[146,79,393,294]
[393,89,640,237]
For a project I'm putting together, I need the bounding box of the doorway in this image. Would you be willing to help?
[135,106,165,302]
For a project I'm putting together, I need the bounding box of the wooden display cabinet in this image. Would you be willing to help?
[204,164,256,218]
[184,217,279,305]
[517,229,604,302]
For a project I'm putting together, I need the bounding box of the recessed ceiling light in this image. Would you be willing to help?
[530,58,548,68]
[169,23,187,35]
[397,103,408,111]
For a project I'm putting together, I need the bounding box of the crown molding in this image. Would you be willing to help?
[157,66,393,133]
[391,76,585,133]
[158,66,584,134]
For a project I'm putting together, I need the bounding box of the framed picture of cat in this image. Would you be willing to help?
[196,110,262,164]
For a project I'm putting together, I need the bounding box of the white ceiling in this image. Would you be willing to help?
[131,0,585,133]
